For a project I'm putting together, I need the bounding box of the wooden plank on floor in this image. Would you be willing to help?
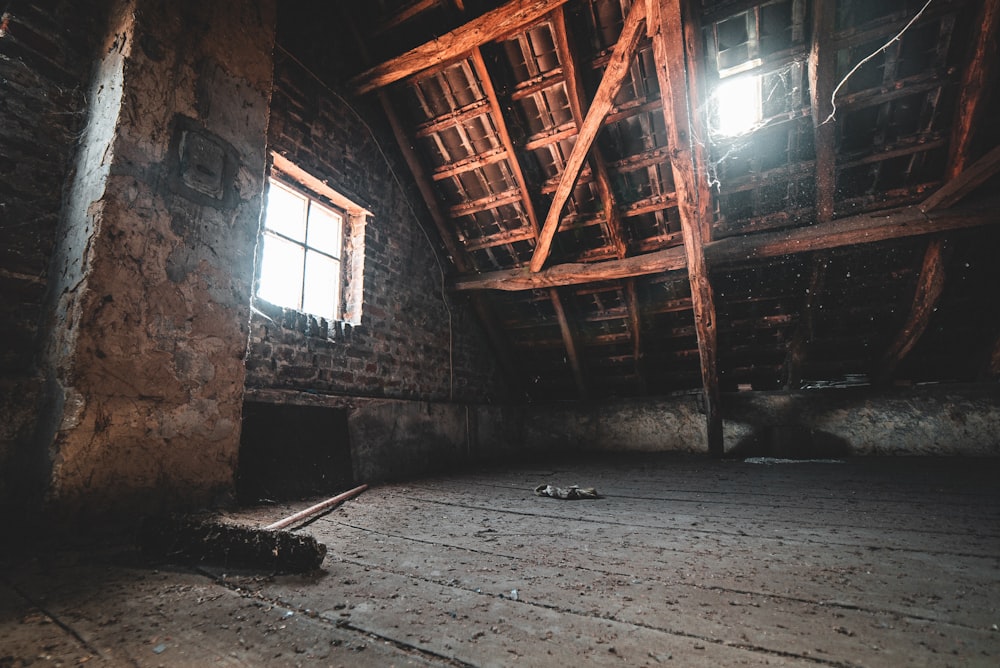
[266,523,999,666]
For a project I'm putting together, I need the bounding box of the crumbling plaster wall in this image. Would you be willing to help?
[523,384,1000,456]
[38,0,276,516]
[0,0,110,508]
[243,48,505,404]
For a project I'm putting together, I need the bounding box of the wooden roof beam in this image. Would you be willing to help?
[528,0,647,273]
[451,198,1000,292]
[350,0,570,95]
[452,245,687,291]
[649,0,722,455]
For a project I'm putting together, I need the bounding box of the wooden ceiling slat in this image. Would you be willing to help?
[414,98,491,138]
[351,0,570,94]
[448,188,523,217]
[431,147,509,181]
[529,0,647,273]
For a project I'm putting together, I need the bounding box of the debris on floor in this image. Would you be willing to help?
[743,457,846,465]
[534,484,601,499]
[138,515,327,573]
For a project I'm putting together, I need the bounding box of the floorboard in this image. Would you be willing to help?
[2,454,997,666]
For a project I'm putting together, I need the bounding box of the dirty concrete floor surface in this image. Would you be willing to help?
[2,454,999,666]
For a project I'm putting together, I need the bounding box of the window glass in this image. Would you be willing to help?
[265,180,307,241]
[258,234,305,308]
[257,176,344,321]
[307,204,343,257]
[303,251,340,321]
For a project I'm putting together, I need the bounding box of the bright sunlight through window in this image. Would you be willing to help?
[258,178,343,321]
[713,74,762,137]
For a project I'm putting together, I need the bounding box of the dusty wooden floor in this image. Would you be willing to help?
[2,454,999,667]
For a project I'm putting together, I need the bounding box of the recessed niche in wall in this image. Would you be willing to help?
[237,402,354,504]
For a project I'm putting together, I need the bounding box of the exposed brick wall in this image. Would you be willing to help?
[0,0,107,503]
[245,49,506,403]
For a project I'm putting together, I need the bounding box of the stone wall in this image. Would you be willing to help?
[36,0,276,517]
[0,0,109,507]
[523,384,1000,457]
[244,48,505,403]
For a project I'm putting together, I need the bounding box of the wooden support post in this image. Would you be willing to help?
[783,255,828,390]
[626,278,646,392]
[529,0,647,272]
[785,0,837,390]
[351,0,570,94]
[550,288,587,398]
[648,0,722,456]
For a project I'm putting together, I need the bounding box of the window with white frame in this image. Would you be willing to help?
[256,155,370,327]
[258,177,344,321]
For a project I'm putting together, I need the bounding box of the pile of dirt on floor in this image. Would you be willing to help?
[138,515,326,573]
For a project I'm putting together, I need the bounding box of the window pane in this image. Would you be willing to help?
[303,251,340,321]
[265,180,307,241]
[307,202,343,257]
[258,233,304,309]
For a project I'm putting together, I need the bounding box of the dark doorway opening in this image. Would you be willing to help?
[236,402,354,504]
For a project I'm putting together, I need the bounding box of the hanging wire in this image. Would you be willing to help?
[823,0,935,124]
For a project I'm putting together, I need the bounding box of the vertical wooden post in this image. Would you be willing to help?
[648,0,722,455]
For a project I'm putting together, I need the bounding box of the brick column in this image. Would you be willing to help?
[40,0,276,516]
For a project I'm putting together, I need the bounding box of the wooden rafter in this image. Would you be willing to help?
[373,0,444,35]
[450,198,1000,291]
[945,0,999,177]
[351,0,570,94]
[648,0,722,455]
[376,90,521,387]
[875,238,948,383]
[550,6,627,260]
[879,1,1000,384]
[528,0,647,273]
[470,48,541,237]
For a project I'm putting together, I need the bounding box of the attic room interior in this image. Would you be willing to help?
[1,0,999,664]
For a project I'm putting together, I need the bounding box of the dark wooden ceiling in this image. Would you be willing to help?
[290,0,1000,451]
